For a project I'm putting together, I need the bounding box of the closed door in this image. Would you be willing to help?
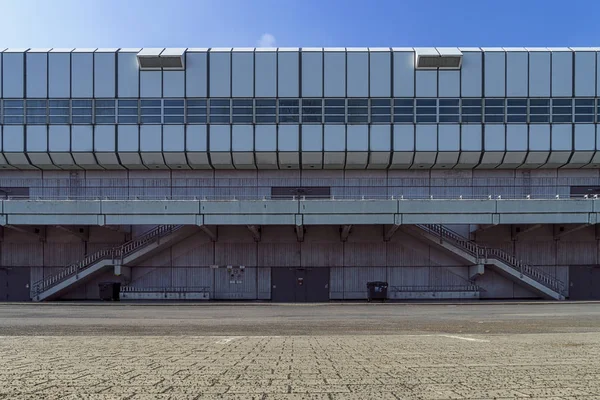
[271,268,330,302]
[1,268,30,302]
[569,266,600,300]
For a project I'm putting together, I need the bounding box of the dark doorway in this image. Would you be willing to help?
[0,268,31,301]
[271,187,331,200]
[271,267,330,302]
[569,266,600,300]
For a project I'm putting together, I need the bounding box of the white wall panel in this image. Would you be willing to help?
[94,52,115,98]
[529,51,551,97]
[278,125,299,151]
[117,52,139,98]
[529,125,551,151]
[302,51,323,97]
[484,125,505,150]
[278,51,299,97]
[140,71,162,97]
[232,52,254,97]
[506,51,528,97]
[26,126,47,151]
[370,125,391,151]
[460,51,482,97]
[185,52,208,97]
[26,53,47,98]
[393,51,414,97]
[140,125,162,151]
[415,125,437,151]
[347,125,368,151]
[254,52,276,97]
[324,51,345,97]
[3,126,24,151]
[209,125,230,151]
[49,126,70,151]
[48,52,71,98]
[347,51,369,97]
[73,125,94,151]
[438,71,459,97]
[393,125,414,151]
[186,125,207,151]
[551,52,573,97]
[255,125,276,151]
[162,71,184,97]
[415,70,437,97]
[209,51,231,97]
[484,51,505,97]
[2,53,25,97]
[163,125,184,151]
[324,125,345,151]
[301,125,322,151]
[461,125,482,150]
[369,51,391,97]
[574,124,595,150]
[575,52,596,97]
[71,53,94,98]
[117,125,139,151]
[506,125,528,151]
[551,124,572,150]
[438,125,459,151]
[232,125,254,151]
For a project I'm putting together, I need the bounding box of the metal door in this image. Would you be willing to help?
[305,268,330,302]
[569,266,600,300]
[271,268,296,302]
[1,268,31,301]
[271,267,329,302]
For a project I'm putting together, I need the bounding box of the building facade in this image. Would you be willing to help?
[1,47,600,301]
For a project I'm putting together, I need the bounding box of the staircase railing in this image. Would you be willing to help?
[31,225,181,299]
[416,224,565,296]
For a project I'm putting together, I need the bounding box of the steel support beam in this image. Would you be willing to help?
[55,225,89,241]
[246,225,261,242]
[511,224,542,240]
[554,224,590,239]
[340,225,352,242]
[5,225,46,241]
[295,225,305,242]
[200,225,217,242]
[384,224,400,242]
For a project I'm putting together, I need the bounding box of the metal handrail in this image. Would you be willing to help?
[417,224,565,295]
[31,225,181,298]
[390,285,481,292]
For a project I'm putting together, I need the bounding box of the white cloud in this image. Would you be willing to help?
[257,33,276,48]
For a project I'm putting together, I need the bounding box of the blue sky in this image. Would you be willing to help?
[2,0,600,48]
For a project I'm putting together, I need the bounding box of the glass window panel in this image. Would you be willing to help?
[164,116,185,123]
[279,115,299,123]
[553,99,572,106]
[187,115,207,123]
[507,107,527,114]
[141,99,161,107]
[394,107,413,114]
[186,107,206,115]
[5,100,24,107]
[461,99,481,106]
[552,115,572,123]
[210,99,230,107]
[416,115,436,123]
[49,100,70,107]
[118,100,138,107]
[348,107,368,114]
[164,108,184,115]
[5,108,25,116]
[529,99,550,106]
[439,115,459,123]
[485,99,504,107]
[439,107,459,114]
[325,115,345,123]
[256,107,277,115]
[118,108,138,116]
[393,115,413,123]
[210,115,230,123]
[485,115,504,123]
[507,99,527,106]
[552,106,572,114]
[530,115,549,123]
[49,116,69,123]
[371,115,391,123]
[371,99,390,106]
[302,99,322,107]
[118,116,138,124]
[233,99,253,106]
[302,115,322,123]
[72,100,92,107]
[164,99,184,107]
[279,99,298,107]
[530,107,549,114]
[439,99,459,106]
[575,115,594,123]
[140,108,161,115]
[348,99,368,106]
[348,115,368,123]
[72,116,92,124]
[256,99,276,107]
[233,115,253,123]
[575,99,594,106]
[256,115,276,123]
[394,99,413,106]
[141,116,161,123]
[371,108,392,115]
[187,99,207,107]
[507,115,527,123]
[416,99,436,107]
[462,115,482,123]
[325,99,345,106]
[210,107,230,114]
[96,116,115,124]
[324,107,344,114]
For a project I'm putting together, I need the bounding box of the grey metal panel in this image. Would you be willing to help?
[575,51,596,97]
[462,124,482,151]
[117,52,139,98]
[209,51,231,97]
[393,51,415,97]
[393,124,415,151]
[438,124,459,151]
[302,124,322,151]
[278,51,299,97]
[529,51,551,97]
[255,125,277,151]
[369,51,391,97]
[415,70,437,97]
[94,52,116,98]
[163,125,185,152]
[278,124,299,151]
[48,52,71,98]
[92,125,114,152]
[71,52,94,98]
[232,125,254,151]
[140,71,162,97]
[506,124,528,151]
[26,52,47,98]
[2,52,24,97]
[484,51,506,97]
[347,125,368,151]
[186,124,207,151]
[551,124,572,150]
[185,52,208,97]
[324,125,345,151]
[346,51,369,97]
[415,125,437,151]
[301,51,323,97]
[484,125,505,150]
[529,125,551,151]
[48,125,70,152]
[370,125,391,151]
[506,51,528,97]
[254,51,276,97]
[232,52,254,97]
[324,51,346,97]
[140,125,162,151]
[552,52,573,97]
[117,125,139,151]
[26,125,47,151]
[162,71,184,97]
[574,124,595,150]
[438,71,459,97]
[460,51,482,97]
[209,125,231,151]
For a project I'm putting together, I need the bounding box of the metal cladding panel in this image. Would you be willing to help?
[370,125,391,151]
[575,124,595,150]
[528,51,551,97]
[185,52,208,97]
[575,52,596,97]
[232,125,254,151]
[278,124,299,151]
[2,52,24,97]
[117,52,139,97]
[346,51,369,97]
[140,71,162,97]
[415,125,437,151]
[140,125,162,151]
[484,51,506,97]
[347,125,369,151]
[324,125,345,151]
[255,125,277,151]
[506,124,528,151]
[278,51,299,97]
[529,124,551,151]
[551,124,572,150]
[258,243,301,267]
[232,52,254,97]
[552,52,573,97]
[506,51,528,97]
[461,124,482,151]
[92,125,114,152]
[393,51,415,97]
[163,125,185,151]
[26,52,47,98]
[301,51,323,97]
[94,52,116,98]
[484,124,505,150]
[460,51,482,97]
[344,244,386,266]
[71,125,93,152]
[302,124,323,151]
[48,52,71,98]
[255,52,276,97]
[117,125,139,151]
[369,51,391,97]
[438,70,459,97]
[415,70,437,97]
[49,125,70,151]
[71,53,94,98]
[25,125,47,152]
[324,51,346,97]
[393,124,415,151]
[163,71,184,97]
[186,124,208,151]
[438,124,459,151]
[209,125,231,151]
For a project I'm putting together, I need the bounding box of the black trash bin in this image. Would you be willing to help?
[366,281,388,302]
[99,282,121,301]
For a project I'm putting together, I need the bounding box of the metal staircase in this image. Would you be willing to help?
[31,225,190,301]
[412,224,566,300]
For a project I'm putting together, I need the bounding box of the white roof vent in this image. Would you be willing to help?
[415,48,462,70]
[137,48,185,70]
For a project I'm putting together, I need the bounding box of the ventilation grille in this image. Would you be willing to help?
[416,54,462,69]
[137,55,184,70]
